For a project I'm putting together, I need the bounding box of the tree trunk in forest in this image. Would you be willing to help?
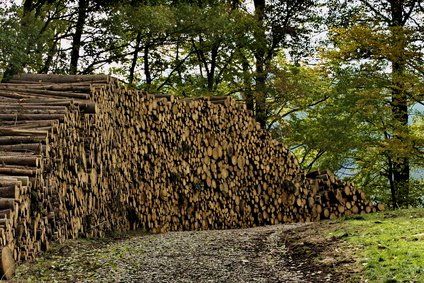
[389,0,409,207]
[144,40,152,86]
[40,36,60,74]
[129,33,142,85]
[70,0,88,75]
[207,45,218,91]
[253,0,267,128]
[242,55,254,113]
[255,58,267,128]
[176,39,183,84]
[387,155,398,208]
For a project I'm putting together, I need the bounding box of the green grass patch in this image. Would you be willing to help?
[330,208,424,283]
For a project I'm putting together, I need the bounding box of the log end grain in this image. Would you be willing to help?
[0,246,15,280]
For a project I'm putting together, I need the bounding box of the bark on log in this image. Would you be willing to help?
[10,74,112,84]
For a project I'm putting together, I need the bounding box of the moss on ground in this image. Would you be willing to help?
[13,231,148,282]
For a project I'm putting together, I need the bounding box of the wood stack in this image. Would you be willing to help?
[0,74,101,277]
[0,73,382,276]
[306,170,384,220]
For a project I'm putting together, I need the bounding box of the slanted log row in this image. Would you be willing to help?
[307,170,384,219]
[0,74,382,277]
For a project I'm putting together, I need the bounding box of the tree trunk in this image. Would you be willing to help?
[144,39,152,86]
[129,33,142,85]
[390,0,409,207]
[70,0,88,75]
[176,38,183,84]
[253,0,267,128]
[40,36,60,74]
[387,155,398,208]
[242,55,254,112]
[255,57,267,128]
[207,45,218,91]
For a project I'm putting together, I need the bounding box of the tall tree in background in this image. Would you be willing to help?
[69,0,88,74]
[283,0,423,207]
[250,0,314,127]
[0,0,61,81]
[331,0,422,207]
[253,0,267,127]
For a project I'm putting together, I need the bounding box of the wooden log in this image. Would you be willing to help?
[0,121,58,130]
[0,114,65,121]
[0,88,90,100]
[0,128,47,137]
[11,74,112,84]
[0,143,44,153]
[0,136,45,145]
[0,199,14,210]
[0,185,18,198]
[0,166,38,176]
[0,156,39,167]
[0,246,15,280]
[0,90,31,100]
[0,84,91,92]
[0,106,67,112]
[0,101,96,114]
[0,210,12,219]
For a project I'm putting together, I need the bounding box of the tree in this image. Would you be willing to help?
[114,2,178,88]
[69,0,88,74]
[0,0,68,80]
[282,0,423,207]
[250,0,315,127]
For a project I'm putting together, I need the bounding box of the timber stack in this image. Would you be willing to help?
[306,170,384,219]
[0,74,382,278]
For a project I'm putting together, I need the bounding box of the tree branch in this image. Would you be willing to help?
[359,0,392,23]
[267,95,329,130]
[156,50,194,91]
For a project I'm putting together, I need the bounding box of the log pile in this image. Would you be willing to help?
[306,170,384,220]
[0,73,382,276]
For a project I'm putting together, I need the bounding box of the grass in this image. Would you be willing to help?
[330,208,424,283]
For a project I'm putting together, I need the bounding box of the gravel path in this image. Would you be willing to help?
[14,223,345,282]
[101,224,307,283]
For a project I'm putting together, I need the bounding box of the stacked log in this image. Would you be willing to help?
[0,75,101,275]
[306,170,384,220]
[0,74,382,275]
[0,176,29,279]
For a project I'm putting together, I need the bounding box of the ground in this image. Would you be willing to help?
[13,209,424,283]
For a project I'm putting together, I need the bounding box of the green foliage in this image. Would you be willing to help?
[273,2,423,207]
[0,4,21,74]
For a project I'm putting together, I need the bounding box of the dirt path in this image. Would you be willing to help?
[14,223,353,282]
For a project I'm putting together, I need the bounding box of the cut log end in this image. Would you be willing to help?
[0,246,15,280]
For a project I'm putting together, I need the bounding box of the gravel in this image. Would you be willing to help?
[14,223,345,283]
